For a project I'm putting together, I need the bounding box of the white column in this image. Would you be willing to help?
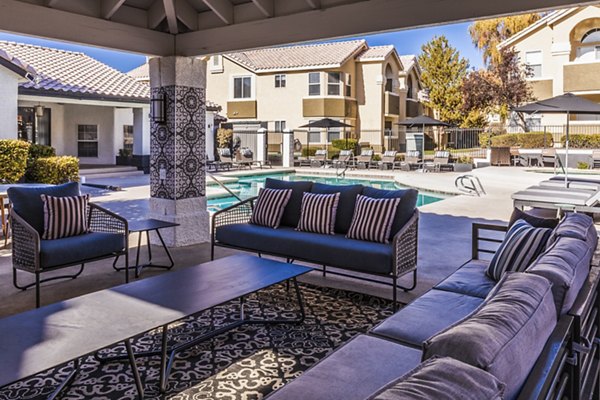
[282,128,294,168]
[205,111,215,161]
[0,69,19,138]
[133,106,150,155]
[256,127,267,163]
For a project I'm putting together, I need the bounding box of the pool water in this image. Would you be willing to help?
[207,173,446,212]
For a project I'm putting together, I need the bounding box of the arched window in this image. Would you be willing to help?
[407,75,414,99]
[576,28,600,61]
[384,64,394,92]
[582,28,600,43]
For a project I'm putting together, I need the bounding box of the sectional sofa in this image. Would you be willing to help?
[266,212,600,400]
[211,178,419,306]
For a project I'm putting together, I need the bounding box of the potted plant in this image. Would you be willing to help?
[453,155,473,172]
[116,148,133,166]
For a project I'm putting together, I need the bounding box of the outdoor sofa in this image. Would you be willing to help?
[212,178,419,306]
[266,211,600,400]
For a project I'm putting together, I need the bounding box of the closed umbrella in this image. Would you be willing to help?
[513,93,600,186]
[300,118,354,150]
[397,115,451,171]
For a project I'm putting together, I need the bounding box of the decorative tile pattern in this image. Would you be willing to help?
[150,85,206,200]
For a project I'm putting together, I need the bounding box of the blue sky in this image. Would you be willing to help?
[0,21,483,72]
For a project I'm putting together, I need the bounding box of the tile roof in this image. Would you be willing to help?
[356,45,395,61]
[224,40,367,72]
[399,55,417,72]
[0,41,149,101]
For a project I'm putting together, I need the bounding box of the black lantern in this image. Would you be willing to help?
[151,93,166,124]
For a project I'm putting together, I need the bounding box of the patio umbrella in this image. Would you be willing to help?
[397,115,451,170]
[513,93,600,186]
[300,118,354,149]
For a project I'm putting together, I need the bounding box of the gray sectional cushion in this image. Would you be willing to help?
[361,187,418,240]
[549,212,597,244]
[311,182,363,233]
[423,272,557,400]
[371,289,483,347]
[434,260,496,298]
[264,178,313,227]
[527,235,595,316]
[368,357,505,400]
[40,232,125,269]
[8,182,80,235]
[266,335,421,400]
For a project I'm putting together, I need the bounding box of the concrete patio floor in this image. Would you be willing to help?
[0,166,580,317]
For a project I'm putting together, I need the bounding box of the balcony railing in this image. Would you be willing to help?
[384,92,400,116]
[564,62,600,92]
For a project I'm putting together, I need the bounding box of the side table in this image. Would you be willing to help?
[114,218,180,278]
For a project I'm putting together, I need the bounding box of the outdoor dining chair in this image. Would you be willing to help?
[588,150,600,169]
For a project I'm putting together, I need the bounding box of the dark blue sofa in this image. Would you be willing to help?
[266,212,600,400]
[211,178,419,306]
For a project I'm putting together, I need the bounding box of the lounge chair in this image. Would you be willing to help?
[424,150,450,172]
[355,149,374,169]
[539,179,600,191]
[400,150,421,171]
[333,150,354,169]
[541,148,559,172]
[239,147,271,169]
[218,148,236,167]
[378,150,399,170]
[588,150,600,169]
[512,184,600,214]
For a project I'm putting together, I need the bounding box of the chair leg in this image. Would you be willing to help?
[36,271,41,308]
[125,251,130,284]
[322,265,326,277]
[392,275,398,312]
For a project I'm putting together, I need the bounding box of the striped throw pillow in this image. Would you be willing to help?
[250,188,292,228]
[486,219,552,281]
[296,192,340,235]
[346,195,401,243]
[41,194,90,240]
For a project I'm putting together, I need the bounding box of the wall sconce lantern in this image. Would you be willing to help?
[35,105,45,118]
[150,93,166,124]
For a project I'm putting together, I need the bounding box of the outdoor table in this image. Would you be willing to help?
[0,254,310,399]
[113,218,180,278]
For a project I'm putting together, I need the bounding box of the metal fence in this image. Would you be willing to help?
[505,124,600,146]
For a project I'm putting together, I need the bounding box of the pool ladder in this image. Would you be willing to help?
[455,175,486,197]
[207,172,243,203]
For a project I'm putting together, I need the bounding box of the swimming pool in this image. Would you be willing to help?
[207,173,446,212]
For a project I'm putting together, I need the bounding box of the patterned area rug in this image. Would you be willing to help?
[0,283,394,400]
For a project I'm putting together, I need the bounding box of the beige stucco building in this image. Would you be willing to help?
[500,6,600,126]
[205,40,426,152]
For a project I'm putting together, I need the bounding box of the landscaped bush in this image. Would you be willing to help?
[490,132,553,148]
[29,156,79,184]
[0,139,30,183]
[26,144,56,181]
[331,139,358,150]
[561,134,600,149]
[301,148,340,158]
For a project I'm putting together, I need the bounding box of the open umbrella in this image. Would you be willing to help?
[397,115,451,170]
[513,93,600,186]
[300,118,355,150]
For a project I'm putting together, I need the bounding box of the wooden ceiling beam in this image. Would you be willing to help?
[163,0,179,33]
[251,0,273,17]
[102,0,126,19]
[176,0,198,30]
[148,0,166,29]
[202,0,233,25]
[305,0,320,10]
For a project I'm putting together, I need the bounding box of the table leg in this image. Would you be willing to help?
[134,229,175,278]
[125,339,144,400]
[47,359,80,400]
[134,231,142,278]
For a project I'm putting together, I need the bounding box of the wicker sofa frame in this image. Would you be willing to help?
[211,197,419,309]
[11,203,129,308]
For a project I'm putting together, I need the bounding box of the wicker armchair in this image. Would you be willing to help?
[9,185,128,308]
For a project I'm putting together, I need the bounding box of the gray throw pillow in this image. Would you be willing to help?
[423,272,557,400]
[368,357,505,400]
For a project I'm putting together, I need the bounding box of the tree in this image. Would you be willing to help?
[418,36,469,126]
[469,14,541,66]
[462,47,534,130]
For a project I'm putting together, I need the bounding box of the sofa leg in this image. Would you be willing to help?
[210,243,215,261]
[322,265,327,277]
[392,275,398,312]
[125,252,130,284]
[395,270,417,292]
[35,272,40,309]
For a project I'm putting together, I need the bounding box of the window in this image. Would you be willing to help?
[525,51,542,78]
[275,74,286,88]
[123,125,133,153]
[274,121,286,132]
[385,78,393,92]
[582,28,600,44]
[345,74,352,97]
[327,72,341,95]
[233,76,252,99]
[308,120,321,142]
[407,76,414,99]
[210,55,223,73]
[327,127,340,142]
[78,125,98,157]
[308,72,320,96]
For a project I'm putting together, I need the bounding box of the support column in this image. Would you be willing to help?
[282,129,294,168]
[256,127,267,163]
[133,106,150,173]
[148,56,209,247]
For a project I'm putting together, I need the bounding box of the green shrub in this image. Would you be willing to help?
[561,134,600,149]
[372,154,382,162]
[29,156,79,184]
[331,139,358,150]
[478,131,496,148]
[490,132,553,148]
[118,148,132,157]
[26,144,56,181]
[301,148,340,159]
[0,139,30,183]
[578,162,590,169]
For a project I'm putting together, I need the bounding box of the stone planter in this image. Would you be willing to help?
[116,156,133,166]
[453,163,473,172]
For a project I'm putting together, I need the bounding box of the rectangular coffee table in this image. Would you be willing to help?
[0,254,310,399]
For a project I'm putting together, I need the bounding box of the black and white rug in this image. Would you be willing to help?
[0,283,393,400]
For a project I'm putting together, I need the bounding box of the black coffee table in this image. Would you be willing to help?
[0,255,310,399]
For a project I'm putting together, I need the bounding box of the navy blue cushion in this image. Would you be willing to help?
[361,187,418,239]
[435,260,497,299]
[216,223,393,274]
[264,178,312,228]
[311,182,363,233]
[40,232,125,269]
[8,182,80,235]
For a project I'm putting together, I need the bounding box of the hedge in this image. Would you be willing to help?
[29,156,79,184]
[331,139,358,150]
[0,139,30,183]
[561,134,600,149]
[26,144,56,181]
[301,148,340,158]
[490,132,554,148]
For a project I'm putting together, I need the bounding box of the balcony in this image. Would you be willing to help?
[227,100,257,119]
[564,62,600,93]
[528,79,553,100]
[303,97,358,118]
[384,92,400,116]
[406,100,421,118]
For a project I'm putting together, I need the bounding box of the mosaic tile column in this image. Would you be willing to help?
[148,56,209,246]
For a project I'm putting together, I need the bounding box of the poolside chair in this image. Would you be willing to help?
[539,179,600,191]
[424,150,450,172]
[400,150,421,171]
[588,150,600,169]
[355,149,374,169]
[379,150,399,170]
[310,149,329,167]
[239,147,270,169]
[218,148,236,167]
[541,148,559,172]
[333,150,354,170]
